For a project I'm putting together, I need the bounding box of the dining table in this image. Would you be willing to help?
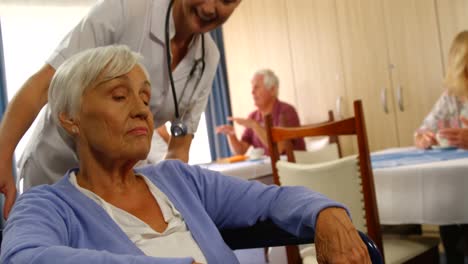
[198,157,274,185]
[201,146,468,226]
[371,146,468,225]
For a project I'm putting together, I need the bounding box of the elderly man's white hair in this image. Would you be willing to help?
[48,45,148,124]
[254,69,279,93]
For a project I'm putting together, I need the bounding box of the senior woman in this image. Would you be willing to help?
[415,30,468,150]
[414,30,468,264]
[1,46,370,264]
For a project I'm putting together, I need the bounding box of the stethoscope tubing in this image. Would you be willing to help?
[164,0,206,120]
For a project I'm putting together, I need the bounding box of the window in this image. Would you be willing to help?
[1,2,212,173]
[1,4,92,160]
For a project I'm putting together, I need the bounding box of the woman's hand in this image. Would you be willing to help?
[414,131,437,149]
[314,208,371,264]
[437,117,468,149]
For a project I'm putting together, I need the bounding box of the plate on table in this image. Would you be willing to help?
[431,145,457,150]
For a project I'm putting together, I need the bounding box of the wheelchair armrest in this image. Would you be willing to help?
[358,230,384,264]
[220,220,383,264]
[220,220,313,250]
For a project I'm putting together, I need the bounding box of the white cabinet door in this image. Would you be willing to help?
[285,0,356,154]
[436,0,468,74]
[336,0,400,151]
[383,0,445,147]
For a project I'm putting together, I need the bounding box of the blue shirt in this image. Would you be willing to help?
[1,160,345,263]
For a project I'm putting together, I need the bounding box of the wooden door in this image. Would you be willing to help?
[336,0,399,152]
[222,0,297,136]
[382,0,445,146]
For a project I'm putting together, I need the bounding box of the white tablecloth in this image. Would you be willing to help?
[198,158,272,181]
[373,147,468,225]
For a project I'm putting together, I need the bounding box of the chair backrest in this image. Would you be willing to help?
[326,110,342,157]
[265,100,383,258]
[293,110,342,164]
[293,142,341,164]
[276,155,366,232]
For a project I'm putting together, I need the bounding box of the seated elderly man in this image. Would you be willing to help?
[216,69,305,155]
[1,46,370,264]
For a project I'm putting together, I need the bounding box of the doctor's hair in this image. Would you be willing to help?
[445,30,468,97]
[48,45,149,125]
[254,69,279,96]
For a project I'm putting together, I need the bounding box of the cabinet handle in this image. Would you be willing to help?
[397,85,404,112]
[381,87,388,114]
[336,96,343,119]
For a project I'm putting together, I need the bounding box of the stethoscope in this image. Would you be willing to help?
[165,0,206,137]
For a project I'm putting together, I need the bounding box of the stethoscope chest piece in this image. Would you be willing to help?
[170,119,188,137]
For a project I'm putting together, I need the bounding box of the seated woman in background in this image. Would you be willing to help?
[415,30,468,150]
[1,45,370,264]
[414,31,468,264]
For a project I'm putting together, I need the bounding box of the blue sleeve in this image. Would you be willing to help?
[0,189,193,264]
[186,164,348,238]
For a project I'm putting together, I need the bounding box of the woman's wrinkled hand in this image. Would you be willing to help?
[414,131,437,149]
[438,117,468,149]
[315,208,371,264]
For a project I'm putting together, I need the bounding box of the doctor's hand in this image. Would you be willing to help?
[414,130,437,149]
[0,158,17,219]
[438,117,468,149]
[315,208,371,264]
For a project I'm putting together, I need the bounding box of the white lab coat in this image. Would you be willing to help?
[19,0,220,189]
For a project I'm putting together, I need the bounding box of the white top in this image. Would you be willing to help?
[69,171,207,263]
[19,0,220,188]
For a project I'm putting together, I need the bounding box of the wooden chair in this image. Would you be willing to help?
[293,110,343,164]
[265,100,439,264]
[262,110,342,262]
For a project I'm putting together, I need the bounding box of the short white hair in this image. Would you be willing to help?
[254,68,279,91]
[48,45,148,124]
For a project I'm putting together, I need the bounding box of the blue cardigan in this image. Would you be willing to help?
[1,160,345,264]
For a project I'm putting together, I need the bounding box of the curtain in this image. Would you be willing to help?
[0,19,9,231]
[205,28,233,160]
[0,22,8,120]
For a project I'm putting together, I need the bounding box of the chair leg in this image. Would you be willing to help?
[286,245,302,264]
[264,247,269,263]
